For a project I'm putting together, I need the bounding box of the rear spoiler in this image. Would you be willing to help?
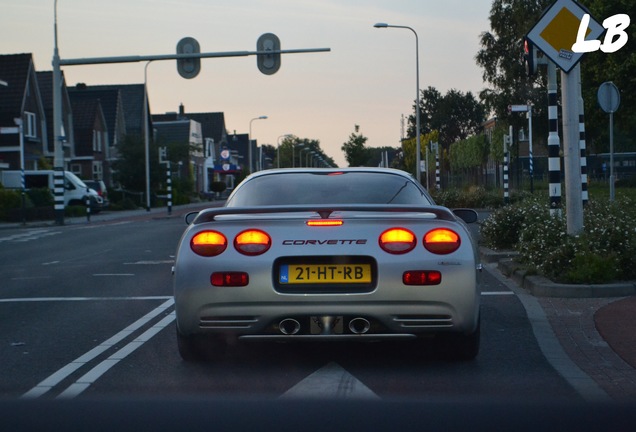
[187,205,477,225]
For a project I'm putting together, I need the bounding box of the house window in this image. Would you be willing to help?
[71,164,82,175]
[24,112,37,138]
[92,161,103,180]
[93,130,103,152]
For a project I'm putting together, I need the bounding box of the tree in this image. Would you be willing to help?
[112,134,161,193]
[408,87,486,148]
[341,129,370,167]
[475,0,551,141]
[580,0,636,153]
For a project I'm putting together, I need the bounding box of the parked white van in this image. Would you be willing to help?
[0,170,104,212]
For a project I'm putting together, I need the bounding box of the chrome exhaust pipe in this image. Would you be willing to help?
[349,318,371,334]
[279,318,301,335]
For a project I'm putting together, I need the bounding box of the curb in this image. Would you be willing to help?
[480,247,636,298]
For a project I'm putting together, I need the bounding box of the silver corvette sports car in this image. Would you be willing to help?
[173,168,481,361]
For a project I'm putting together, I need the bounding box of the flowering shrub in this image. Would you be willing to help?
[482,197,636,283]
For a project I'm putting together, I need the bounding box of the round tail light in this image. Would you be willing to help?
[424,228,461,254]
[191,231,227,257]
[379,228,416,254]
[234,229,271,256]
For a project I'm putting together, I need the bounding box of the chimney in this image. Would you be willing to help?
[179,103,185,117]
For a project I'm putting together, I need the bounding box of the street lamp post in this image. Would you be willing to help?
[277,134,291,168]
[249,116,267,174]
[292,142,304,168]
[374,22,421,185]
[52,0,65,224]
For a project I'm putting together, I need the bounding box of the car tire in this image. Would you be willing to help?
[176,329,226,362]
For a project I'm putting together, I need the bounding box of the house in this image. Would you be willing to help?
[153,104,241,194]
[0,54,51,171]
[153,118,204,193]
[68,83,127,186]
[36,71,75,169]
[67,93,108,182]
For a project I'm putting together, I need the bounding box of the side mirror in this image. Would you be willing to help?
[452,208,478,224]
[185,211,199,225]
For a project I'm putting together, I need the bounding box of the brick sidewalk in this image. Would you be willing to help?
[538,297,636,402]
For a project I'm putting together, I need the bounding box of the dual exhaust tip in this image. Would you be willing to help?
[278,317,371,335]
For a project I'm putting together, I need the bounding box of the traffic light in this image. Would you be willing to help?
[176,37,201,79]
[257,33,281,75]
[524,37,537,77]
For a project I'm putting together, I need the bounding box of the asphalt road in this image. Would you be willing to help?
[0,211,585,402]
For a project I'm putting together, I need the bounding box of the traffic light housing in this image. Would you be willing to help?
[176,37,201,79]
[524,37,537,77]
[257,33,281,75]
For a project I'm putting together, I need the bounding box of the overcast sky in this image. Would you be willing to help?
[1,0,494,167]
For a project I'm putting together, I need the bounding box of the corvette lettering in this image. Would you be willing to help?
[282,239,367,245]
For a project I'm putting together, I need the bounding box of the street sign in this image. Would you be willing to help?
[597,81,620,113]
[0,127,18,134]
[509,104,529,113]
[526,0,604,73]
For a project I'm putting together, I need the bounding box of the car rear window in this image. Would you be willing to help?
[226,171,433,207]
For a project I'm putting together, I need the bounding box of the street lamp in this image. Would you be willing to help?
[249,116,268,174]
[277,134,292,168]
[292,141,304,168]
[374,22,422,185]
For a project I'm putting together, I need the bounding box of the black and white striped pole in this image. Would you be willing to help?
[547,62,562,216]
[434,142,441,190]
[166,164,172,215]
[576,67,588,206]
[503,133,510,205]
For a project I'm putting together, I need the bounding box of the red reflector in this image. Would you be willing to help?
[403,271,442,286]
[306,220,344,227]
[211,272,249,287]
[424,228,461,255]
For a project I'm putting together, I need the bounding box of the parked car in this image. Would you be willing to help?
[83,180,109,209]
[173,168,481,362]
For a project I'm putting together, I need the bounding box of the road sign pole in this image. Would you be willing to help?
[561,64,584,235]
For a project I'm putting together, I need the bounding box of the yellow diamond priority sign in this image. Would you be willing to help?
[526,0,604,73]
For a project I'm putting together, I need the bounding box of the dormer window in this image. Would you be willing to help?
[24,112,36,138]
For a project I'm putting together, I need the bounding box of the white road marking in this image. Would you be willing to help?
[21,298,174,399]
[124,260,174,265]
[92,273,135,277]
[280,362,380,400]
[0,297,171,303]
[57,312,176,399]
[481,291,515,296]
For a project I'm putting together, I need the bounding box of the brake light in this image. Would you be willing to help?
[306,220,344,227]
[424,228,461,254]
[191,231,227,257]
[379,228,416,254]
[403,270,442,286]
[234,229,271,256]
[211,272,249,287]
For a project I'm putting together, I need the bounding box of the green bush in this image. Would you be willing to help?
[482,197,636,283]
[0,188,23,220]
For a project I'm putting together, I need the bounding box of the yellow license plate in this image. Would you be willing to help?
[280,264,372,284]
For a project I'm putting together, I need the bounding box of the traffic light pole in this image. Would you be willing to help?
[58,48,330,67]
[52,43,330,223]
